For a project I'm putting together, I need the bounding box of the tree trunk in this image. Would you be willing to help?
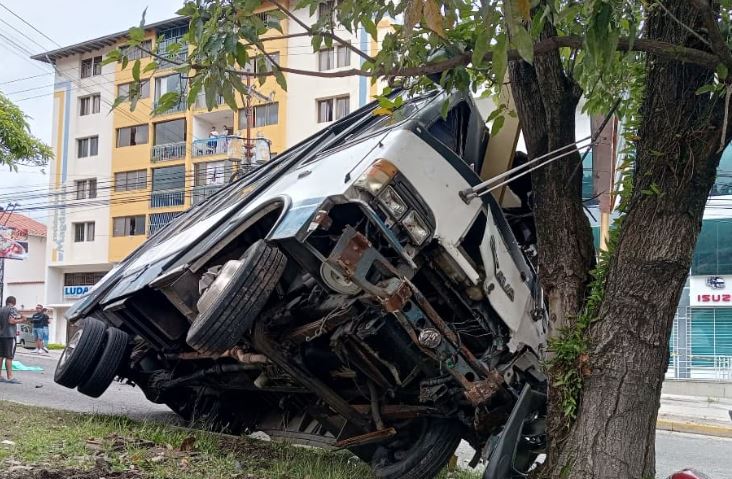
[553,3,724,478]
[509,22,596,469]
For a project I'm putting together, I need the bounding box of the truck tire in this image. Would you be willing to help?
[54,317,107,388]
[369,418,463,479]
[78,327,130,398]
[187,240,287,354]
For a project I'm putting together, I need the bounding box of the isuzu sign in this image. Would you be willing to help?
[63,285,91,299]
[690,275,732,306]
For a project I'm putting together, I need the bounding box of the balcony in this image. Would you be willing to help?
[151,142,186,163]
[192,136,248,160]
[151,188,185,208]
[191,184,224,205]
[148,211,179,236]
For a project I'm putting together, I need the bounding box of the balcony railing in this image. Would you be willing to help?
[150,188,186,208]
[151,142,186,162]
[192,136,248,159]
[148,211,179,236]
[191,184,225,205]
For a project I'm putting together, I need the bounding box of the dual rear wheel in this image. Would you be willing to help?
[54,317,130,398]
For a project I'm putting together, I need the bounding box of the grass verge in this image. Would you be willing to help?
[0,401,481,479]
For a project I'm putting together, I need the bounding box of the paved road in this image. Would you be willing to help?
[3,349,732,478]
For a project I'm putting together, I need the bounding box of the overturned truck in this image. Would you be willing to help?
[56,90,548,479]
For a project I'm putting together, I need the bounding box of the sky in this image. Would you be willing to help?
[0,0,182,222]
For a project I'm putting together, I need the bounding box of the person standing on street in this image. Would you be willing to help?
[30,304,50,354]
[0,296,24,383]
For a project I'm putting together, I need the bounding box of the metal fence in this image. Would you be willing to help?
[151,142,186,162]
[150,189,185,208]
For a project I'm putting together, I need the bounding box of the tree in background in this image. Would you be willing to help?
[113,1,732,477]
[0,92,52,170]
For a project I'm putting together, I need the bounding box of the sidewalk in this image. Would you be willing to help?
[14,347,63,361]
[658,394,732,438]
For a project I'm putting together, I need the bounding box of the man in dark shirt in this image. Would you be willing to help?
[0,296,24,383]
[30,304,50,354]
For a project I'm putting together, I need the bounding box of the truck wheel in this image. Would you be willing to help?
[368,418,463,479]
[54,317,107,388]
[78,328,130,398]
[187,240,287,354]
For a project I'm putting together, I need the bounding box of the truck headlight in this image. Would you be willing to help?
[379,186,408,219]
[402,210,430,245]
[354,159,398,195]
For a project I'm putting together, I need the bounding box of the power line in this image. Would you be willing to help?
[0,2,61,48]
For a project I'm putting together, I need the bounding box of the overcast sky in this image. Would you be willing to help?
[0,0,182,222]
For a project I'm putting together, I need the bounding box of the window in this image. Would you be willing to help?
[77,136,99,158]
[238,102,279,128]
[118,80,150,100]
[691,219,732,275]
[318,45,350,71]
[427,101,471,157]
[115,170,147,192]
[155,73,184,100]
[317,95,349,123]
[245,52,280,74]
[79,94,101,115]
[120,40,152,61]
[195,161,228,186]
[73,222,95,242]
[152,165,185,191]
[75,179,97,199]
[255,10,279,24]
[113,215,146,237]
[153,119,186,145]
[81,56,102,78]
[117,124,149,147]
[64,272,106,286]
[318,49,334,71]
[318,0,335,21]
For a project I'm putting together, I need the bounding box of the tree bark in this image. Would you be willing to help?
[553,3,724,478]
[509,22,596,469]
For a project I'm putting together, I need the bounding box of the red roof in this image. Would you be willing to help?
[2,213,46,237]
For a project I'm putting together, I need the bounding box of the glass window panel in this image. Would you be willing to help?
[154,119,186,145]
[152,165,185,191]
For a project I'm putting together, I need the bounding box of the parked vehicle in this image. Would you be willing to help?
[16,323,35,348]
[55,90,547,478]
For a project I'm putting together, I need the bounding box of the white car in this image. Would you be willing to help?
[16,323,35,349]
[56,90,547,479]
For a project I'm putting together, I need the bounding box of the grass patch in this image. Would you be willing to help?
[46,343,65,350]
[0,401,481,479]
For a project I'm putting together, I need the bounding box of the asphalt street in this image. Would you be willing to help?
[3,348,732,478]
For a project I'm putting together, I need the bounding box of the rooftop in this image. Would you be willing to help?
[30,16,188,64]
[2,213,47,237]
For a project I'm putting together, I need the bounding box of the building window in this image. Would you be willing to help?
[238,102,279,128]
[245,52,280,74]
[151,165,186,208]
[113,215,146,237]
[77,136,99,158]
[75,179,97,200]
[692,219,732,275]
[155,74,185,100]
[255,10,279,24]
[148,212,178,236]
[73,222,95,242]
[118,80,150,100]
[154,119,186,145]
[64,271,106,286]
[117,124,149,147]
[81,56,102,78]
[120,40,152,60]
[115,170,147,192]
[79,94,101,115]
[318,0,335,22]
[318,45,350,71]
[317,95,349,123]
[194,161,228,186]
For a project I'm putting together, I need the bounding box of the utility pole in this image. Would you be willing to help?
[245,73,254,166]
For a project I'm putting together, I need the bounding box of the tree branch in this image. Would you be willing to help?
[268,0,375,63]
[689,0,732,71]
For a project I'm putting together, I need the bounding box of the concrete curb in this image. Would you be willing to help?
[657,417,732,438]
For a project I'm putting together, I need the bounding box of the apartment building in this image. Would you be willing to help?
[31,9,389,342]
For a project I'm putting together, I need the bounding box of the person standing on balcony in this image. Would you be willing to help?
[208,126,219,154]
[222,125,232,153]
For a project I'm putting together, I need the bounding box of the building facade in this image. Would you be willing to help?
[1,214,47,318]
[32,8,388,342]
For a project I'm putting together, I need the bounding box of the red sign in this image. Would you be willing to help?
[696,294,732,303]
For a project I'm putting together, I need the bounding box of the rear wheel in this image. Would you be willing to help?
[187,240,287,354]
[364,418,463,479]
[54,318,107,388]
[78,327,130,398]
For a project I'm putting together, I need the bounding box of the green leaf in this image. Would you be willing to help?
[696,84,716,95]
[235,43,249,69]
[471,27,491,68]
[128,26,145,45]
[311,34,323,51]
[490,114,505,136]
[186,79,203,108]
[132,60,141,82]
[138,7,147,29]
[143,61,158,74]
[102,49,122,66]
[530,8,547,39]
[176,3,197,17]
[222,85,238,112]
[362,17,377,40]
[717,63,729,80]
[492,33,508,83]
[440,98,450,119]
[204,77,217,111]
[121,55,129,70]
[512,25,534,64]
[273,68,288,91]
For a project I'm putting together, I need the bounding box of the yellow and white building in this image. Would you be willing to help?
[32,9,389,342]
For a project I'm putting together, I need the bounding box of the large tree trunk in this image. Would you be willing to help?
[553,3,724,478]
[509,23,596,469]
